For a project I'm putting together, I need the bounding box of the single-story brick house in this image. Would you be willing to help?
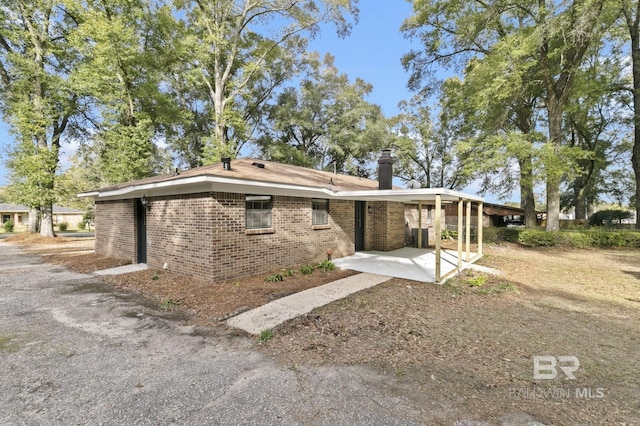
[0,203,84,227]
[80,152,484,282]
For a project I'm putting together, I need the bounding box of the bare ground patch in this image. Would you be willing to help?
[261,245,640,424]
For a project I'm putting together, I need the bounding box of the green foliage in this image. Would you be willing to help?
[258,329,274,344]
[3,220,14,233]
[587,230,640,248]
[481,227,522,244]
[487,228,640,248]
[518,230,557,247]
[300,264,315,275]
[256,53,387,175]
[283,268,296,277]
[265,273,284,283]
[160,299,181,310]
[318,260,335,272]
[588,209,633,227]
[58,222,68,232]
[466,275,487,287]
[77,221,86,230]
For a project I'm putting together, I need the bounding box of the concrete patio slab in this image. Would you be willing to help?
[227,272,391,335]
[93,263,148,276]
[333,247,478,283]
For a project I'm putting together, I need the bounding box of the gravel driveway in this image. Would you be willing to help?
[0,243,427,425]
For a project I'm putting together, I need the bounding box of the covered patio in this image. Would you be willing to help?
[333,247,479,283]
[335,188,485,283]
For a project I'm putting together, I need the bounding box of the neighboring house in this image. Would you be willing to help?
[444,202,542,228]
[79,151,485,282]
[0,203,84,227]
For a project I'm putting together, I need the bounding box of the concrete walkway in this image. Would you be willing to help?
[227,273,391,335]
[93,263,148,276]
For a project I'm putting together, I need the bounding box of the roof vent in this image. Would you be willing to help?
[222,157,232,171]
[251,162,265,169]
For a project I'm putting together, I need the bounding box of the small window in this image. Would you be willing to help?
[246,195,272,229]
[312,199,329,225]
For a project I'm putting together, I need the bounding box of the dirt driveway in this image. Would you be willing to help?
[0,242,433,425]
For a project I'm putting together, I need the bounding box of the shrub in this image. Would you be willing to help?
[518,229,557,247]
[77,220,86,230]
[265,273,284,282]
[588,209,633,227]
[300,264,315,275]
[318,260,335,272]
[2,220,14,233]
[58,222,68,231]
[587,230,640,248]
[555,231,592,249]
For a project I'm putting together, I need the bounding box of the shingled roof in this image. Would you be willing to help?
[96,158,380,193]
[80,157,484,204]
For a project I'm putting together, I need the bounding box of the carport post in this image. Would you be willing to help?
[435,194,442,282]
[417,201,422,248]
[478,201,483,256]
[457,198,463,271]
[465,200,471,262]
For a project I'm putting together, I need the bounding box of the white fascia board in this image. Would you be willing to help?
[333,188,484,203]
[82,175,484,204]
[87,175,337,201]
[77,191,99,198]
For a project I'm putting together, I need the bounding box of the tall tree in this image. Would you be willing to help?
[403,0,614,230]
[174,0,358,164]
[0,0,81,236]
[70,0,176,184]
[255,53,387,175]
[562,47,632,219]
[392,93,472,189]
[621,0,640,228]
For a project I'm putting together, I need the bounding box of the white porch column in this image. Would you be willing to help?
[435,194,442,282]
[457,198,463,271]
[478,201,484,256]
[465,200,471,262]
[417,201,422,248]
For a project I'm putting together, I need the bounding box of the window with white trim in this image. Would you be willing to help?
[312,199,329,225]
[245,195,272,229]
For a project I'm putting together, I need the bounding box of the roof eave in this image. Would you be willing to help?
[82,175,484,203]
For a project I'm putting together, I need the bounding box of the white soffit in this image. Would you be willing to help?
[78,175,484,203]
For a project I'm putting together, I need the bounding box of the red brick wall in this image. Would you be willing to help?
[95,199,136,262]
[96,193,356,281]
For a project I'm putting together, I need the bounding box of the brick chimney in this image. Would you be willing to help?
[378,149,394,190]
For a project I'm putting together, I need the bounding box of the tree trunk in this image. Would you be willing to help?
[40,202,55,237]
[519,155,537,227]
[574,185,587,221]
[545,95,564,232]
[27,207,38,233]
[631,13,640,229]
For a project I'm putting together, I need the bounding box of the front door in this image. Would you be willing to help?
[135,199,147,264]
[355,201,365,251]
